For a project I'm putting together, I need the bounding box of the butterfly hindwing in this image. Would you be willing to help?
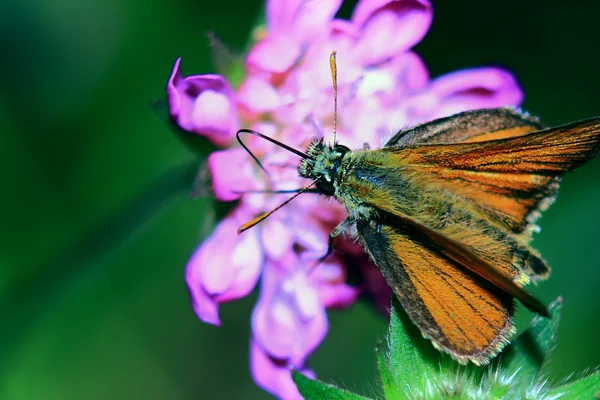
[356,217,515,365]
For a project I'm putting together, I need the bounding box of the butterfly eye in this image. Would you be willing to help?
[316,178,335,196]
[335,144,351,156]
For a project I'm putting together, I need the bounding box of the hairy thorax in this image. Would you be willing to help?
[300,140,476,227]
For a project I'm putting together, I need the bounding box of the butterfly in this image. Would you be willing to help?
[237,53,600,365]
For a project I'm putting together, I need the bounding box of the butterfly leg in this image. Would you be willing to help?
[307,218,352,276]
[318,217,353,263]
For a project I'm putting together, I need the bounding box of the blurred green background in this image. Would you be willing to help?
[1,0,599,399]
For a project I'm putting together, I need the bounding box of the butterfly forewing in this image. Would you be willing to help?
[385,116,600,238]
[385,108,559,237]
[386,107,545,146]
[345,151,550,285]
[394,118,600,173]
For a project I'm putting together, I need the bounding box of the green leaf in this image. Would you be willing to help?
[376,343,401,400]
[500,297,563,385]
[387,298,442,396]
[546,369,600,399]
[292,370,374,400]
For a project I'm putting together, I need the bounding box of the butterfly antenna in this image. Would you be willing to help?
[238,180,317,234]
[236,128,309,179]
[329,51,338,144]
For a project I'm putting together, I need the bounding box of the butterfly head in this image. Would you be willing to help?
[298,138,351,196]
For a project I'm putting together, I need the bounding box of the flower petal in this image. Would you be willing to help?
[191,91,235,135]
[237,76,281,114]
[291,0,343,42]
[293,220,329,258]
[411,67,523,119]
[167,58,238,146]
[185,271,221,326]
[250,339,314,400]
[296,20,363,90]
[208,149,261,201]
[261,217,294,260]
[220,226,263,303]
[311,260,361,308]
[352,0,433,65]
[319,283,360,308]
[252,262,328,364]
[401,52,430,90]
[266,0,304,32]
[247,35,302,73]
[359,51,428,97]
[185,209,262,325]
[250,0,342,74]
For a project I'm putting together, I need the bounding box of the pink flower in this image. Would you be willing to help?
[185,208,262,326]
[251,254,357,398]
[168,0,524,398]
[251,340,315,400]
[167,58,239,146]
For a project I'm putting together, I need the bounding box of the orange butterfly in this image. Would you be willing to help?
[238,53,600,364]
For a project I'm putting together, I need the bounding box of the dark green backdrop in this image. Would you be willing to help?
[1,0,599,398]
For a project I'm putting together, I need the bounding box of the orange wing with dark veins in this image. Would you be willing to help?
[386,107,545,146]
[386,113,600,237]
[352,111,600,364]
[357,217,515,365]
[349,115,600,299]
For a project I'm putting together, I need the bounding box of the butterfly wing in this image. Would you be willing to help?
[385,108,557,236]
[348,155,553,286]
[386,107,545,146]
[386,117,600,236]
[356,216,515,365]
[346,117,600,299]
[393,117,600,171]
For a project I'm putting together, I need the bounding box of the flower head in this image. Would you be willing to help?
[168,0,523,398]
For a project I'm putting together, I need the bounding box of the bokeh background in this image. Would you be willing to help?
[1,0,599,399]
